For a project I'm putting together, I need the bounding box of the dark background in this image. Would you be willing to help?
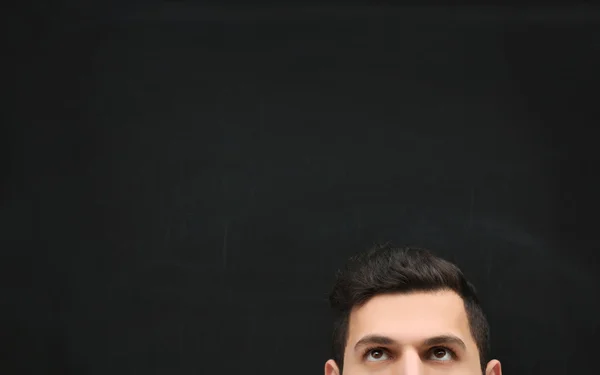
[4,2,600,374]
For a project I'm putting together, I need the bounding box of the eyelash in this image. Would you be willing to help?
[362,347,388,360]
[362,346,458,361]
[430,346,458,360]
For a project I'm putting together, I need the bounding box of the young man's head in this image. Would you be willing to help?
[325,244,502,375]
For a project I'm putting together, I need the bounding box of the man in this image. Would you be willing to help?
[324,244,502,375]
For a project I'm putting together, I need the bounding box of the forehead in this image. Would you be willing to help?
[347,290,476,348]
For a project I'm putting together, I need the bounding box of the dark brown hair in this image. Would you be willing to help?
[329,244,490,372]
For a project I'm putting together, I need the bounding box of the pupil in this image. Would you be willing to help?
[434,349,446,357]
[372,350,382,358]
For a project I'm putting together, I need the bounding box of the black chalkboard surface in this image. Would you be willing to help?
[4,3,599,375]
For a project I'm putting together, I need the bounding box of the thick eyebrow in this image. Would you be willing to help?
[353,334,467,352]
[423,335,467,351]
[354,335,396,351]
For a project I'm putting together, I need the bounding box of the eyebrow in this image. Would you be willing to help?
[423,335,467,351]
[354,335,396,351]
[353,334,467,352]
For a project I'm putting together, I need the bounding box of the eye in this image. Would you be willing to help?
[428,347,455,362]
[364,348,391,362]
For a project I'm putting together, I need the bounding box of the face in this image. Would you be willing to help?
[325,290,502,375]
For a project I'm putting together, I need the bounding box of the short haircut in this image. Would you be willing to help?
[329,244,490,372]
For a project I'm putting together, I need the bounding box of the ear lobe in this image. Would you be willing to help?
[324,359,340,375]
[485,359,502,375]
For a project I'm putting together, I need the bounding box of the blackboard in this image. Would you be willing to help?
[4,3,599,374]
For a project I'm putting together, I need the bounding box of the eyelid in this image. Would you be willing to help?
[362,346,392,359]
[362,345,459,361]
[427,346,458,359]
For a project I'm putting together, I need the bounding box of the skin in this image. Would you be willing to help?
[325,290,502,375]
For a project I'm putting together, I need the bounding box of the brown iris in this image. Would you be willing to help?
[432,348,448,358]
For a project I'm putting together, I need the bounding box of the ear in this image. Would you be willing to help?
[324,359,340,375]
[485,359,502,375]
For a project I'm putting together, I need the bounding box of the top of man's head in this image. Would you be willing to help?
[328,244,490,372]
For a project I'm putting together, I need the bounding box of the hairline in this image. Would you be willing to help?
[329,245,490,373]
[335,287,486,371]
[345,288,478,344]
